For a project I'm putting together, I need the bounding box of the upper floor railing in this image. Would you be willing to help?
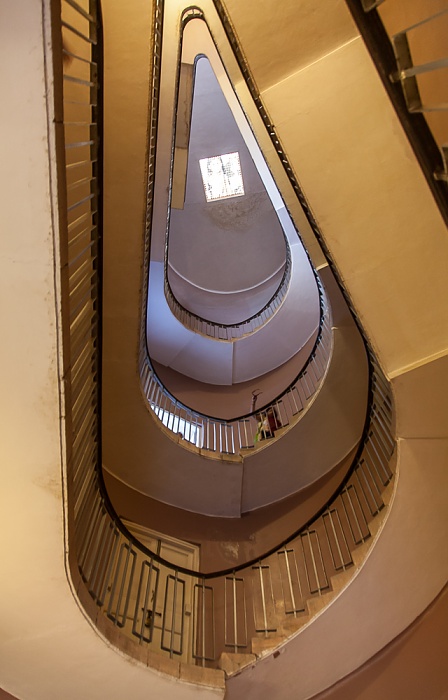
[164,241,292,341]
[346,0,448,224]
[137,1,334,456]
[140,275,332,456]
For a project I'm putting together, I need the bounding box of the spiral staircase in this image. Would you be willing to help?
[0,1,447,700]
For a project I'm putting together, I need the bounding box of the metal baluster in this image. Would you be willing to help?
[203,418,209,450]
[88,518,116,602]
[78,494,102,573]
[300,534,313,597]
[147,375,158,406]
[290,385,303,414]
[342,484,370,545]
[83,506,108,585]
[243,418,250,449]
[311,349,324,380]
[225,575,247,652]
[306,361,319,390]
[362,450,384,501]
[230,423,235,454]
[197,418,204,449]
[232,576,238,652]
[133,558,159,644]
[107,542,136,628]
[98,526,120,607]
[236,420,243,451]
[278,548,304,615]
[301,370,314,399]
[165,571,179,657]
[198,578,206,664]
[364,436,387,488]
[323,507,352,571]
[295,377,309,408]
[253,564,276,633]
[369,422,394,482]
[355,461,382,516]
[373,405,395,452]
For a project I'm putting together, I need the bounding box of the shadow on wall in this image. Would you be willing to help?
[103,448,356,573]
[152,331,316,420]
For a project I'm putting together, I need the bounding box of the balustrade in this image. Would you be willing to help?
[59,0,396,677]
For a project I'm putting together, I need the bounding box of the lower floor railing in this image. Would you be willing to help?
[73,355,394,667]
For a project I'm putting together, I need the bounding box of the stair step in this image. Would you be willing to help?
[273,425,290,438]
[238,474,396,674]
[328,565,356,594]
[218,652,256,676]
[278,613,309,636]
[305,589,335,617]
[381,473,396,505]
[251,634,287,657]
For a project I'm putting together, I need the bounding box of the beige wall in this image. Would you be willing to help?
[1,0,445,698]
[261,35,448,379]
[1,586,447,700]
[100,0,448,684]
[310,585,448,700]
[0,2,224,699]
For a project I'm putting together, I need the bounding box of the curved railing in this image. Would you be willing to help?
[139,3,330,454]
[140,277,332,455]
[76,353,394,666]
[59,0,396,677]
[164,243,292,341]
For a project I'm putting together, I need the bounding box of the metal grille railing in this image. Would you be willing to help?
[55,0,397,676]
[60,0,103,568]
[140,277,332,456]
[164,244,292,341]
[74,353,394,667]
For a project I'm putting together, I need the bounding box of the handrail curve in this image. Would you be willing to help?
[60,0,397,675]
[139,4,329,456]
[140,275,332,456]
[162,6,294,342]
[163,242,292,341]
[99,355,393,580]
[79,352,395,666]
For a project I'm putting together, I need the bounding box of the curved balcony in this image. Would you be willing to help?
[3,1,448,699]
[140,276,332,456]
[163,243,292,341]
[76,353,394,668]
[144,7,321,387]
[57,0,392,673]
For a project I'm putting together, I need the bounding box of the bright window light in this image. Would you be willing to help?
[151,404,203,447]
[199,151,244,202]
